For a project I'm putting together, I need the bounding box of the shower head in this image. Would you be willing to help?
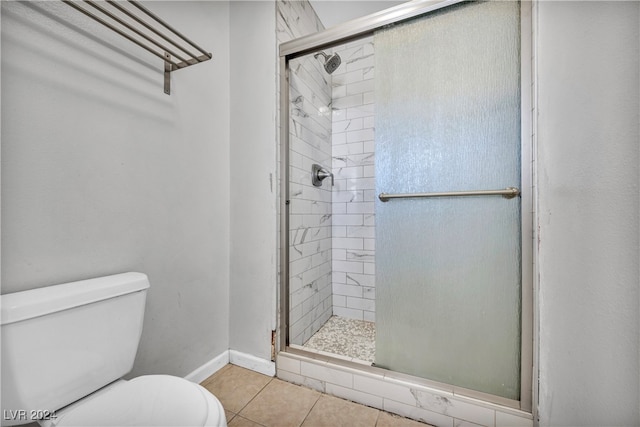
[314,51,341,74]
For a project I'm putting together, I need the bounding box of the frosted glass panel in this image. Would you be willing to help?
[374,1,522,400]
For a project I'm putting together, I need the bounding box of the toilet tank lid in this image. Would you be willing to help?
[1,272,150,326]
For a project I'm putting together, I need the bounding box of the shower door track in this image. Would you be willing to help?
[279,0,535,416]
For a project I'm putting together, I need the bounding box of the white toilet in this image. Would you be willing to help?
[0,272,227,427]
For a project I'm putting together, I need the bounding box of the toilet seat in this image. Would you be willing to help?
[42,375,226,427]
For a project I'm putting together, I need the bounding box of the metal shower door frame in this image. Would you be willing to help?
[278,0,535,414]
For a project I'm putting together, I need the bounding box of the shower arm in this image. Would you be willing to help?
[314,52,328,61]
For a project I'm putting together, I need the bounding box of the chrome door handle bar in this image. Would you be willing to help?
[378,187,520,202]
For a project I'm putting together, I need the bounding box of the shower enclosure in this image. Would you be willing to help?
[280,0,533,412]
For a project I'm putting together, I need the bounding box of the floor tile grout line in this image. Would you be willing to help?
[234,375,275,424]
[297,392,324,427]
[372,407,382,427]
[232,413,268,427]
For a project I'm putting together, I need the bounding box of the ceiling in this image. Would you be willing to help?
[308,0,407,29]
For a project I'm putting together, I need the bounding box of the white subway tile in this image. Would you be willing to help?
[332,202,346,214]
[333,214,363,226]
[363,41,374,56]
[333,142,363,156]
[347,249,374,263]
[363,140,375,153]
[363,263,376,275]
[332,248,347,261]
[353,375,415,406]
[347,79,374,96]
[337,44,365,61]
[363,238,375,250]
[277,354,301,375]
[289,302,303,324]
[383,399,455,427]
[332,85,347,99]
[364,91,375,104]
[346,273,374,287]
[449,397,496,426]
[301,361,354,388]
[347,297,375,311]
[277,368,305,386]
[395,385,496,427]
[333,260,364,274]
[333,237,364,250]
[345,177,375,190]
[332,271,347,283]
[363,66,375,80]
[332,283,363,298]
[333,294,346,307]
[332,69,363,86]
[333,190,364,203]
[334,167,363,181]
[495,411,533,427]
[347,202,374,214]
[347,128,375,143]
[364,214,375,227]
[363,287,376,300]
[338,118,364,134]
[346,226,375,238]
[332,132,346,145]
[346,102,374,119]
[325,383,383,408]
[363,190,377,202]
[363,165,375,178]
[346,54,374,72]
[363,116,375,129]
[455,419,485,427]
[329,37,377,322]
[281,369,327,393]
[332,226,346,238]
[333,93,364,109]
[333,306,363,320]
[332,108,346,121]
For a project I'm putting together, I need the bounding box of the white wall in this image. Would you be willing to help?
[229,1,278,361]
[1,1,231,377]
[536,1,639,425]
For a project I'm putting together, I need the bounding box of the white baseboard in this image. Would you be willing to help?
[229,350,276,376]
[184,349,275,383]
[184,350,230,384]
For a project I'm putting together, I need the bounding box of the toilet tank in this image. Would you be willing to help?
[0,272,150,426]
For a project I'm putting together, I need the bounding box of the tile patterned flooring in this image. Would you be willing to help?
[301,316,376,363]
[200,364,432,427]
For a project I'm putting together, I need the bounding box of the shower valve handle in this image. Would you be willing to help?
[312,164,334,187]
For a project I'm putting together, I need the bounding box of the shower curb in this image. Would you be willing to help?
[276,352,533,427]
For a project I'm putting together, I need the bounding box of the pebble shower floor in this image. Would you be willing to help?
[302,316,375,363]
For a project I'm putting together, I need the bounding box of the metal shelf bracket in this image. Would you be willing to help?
[164,52,172,95]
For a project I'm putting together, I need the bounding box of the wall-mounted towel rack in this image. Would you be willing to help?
[62,0,212,95]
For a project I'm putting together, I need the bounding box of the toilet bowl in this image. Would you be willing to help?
[39,376,226,427]
[0,273,227,427]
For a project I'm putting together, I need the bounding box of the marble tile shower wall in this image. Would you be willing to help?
[330,37,376,322]
[276,0,333,346]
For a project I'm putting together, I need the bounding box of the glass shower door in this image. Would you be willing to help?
[374,1,522,400]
